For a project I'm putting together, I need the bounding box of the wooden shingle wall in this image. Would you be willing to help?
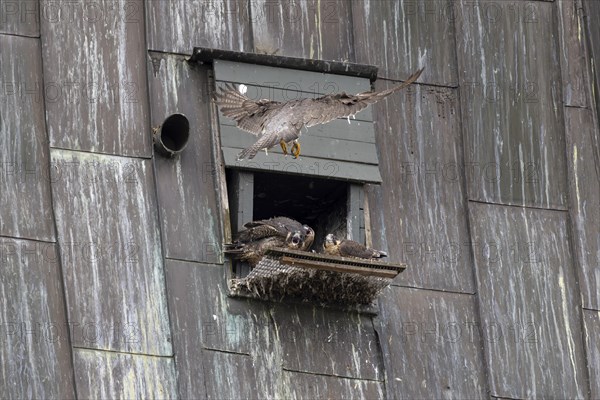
[2,0,600,398]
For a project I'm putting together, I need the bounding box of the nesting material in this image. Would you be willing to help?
[229,248,406,306]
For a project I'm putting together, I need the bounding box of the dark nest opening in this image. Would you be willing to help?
[229,249,406,306]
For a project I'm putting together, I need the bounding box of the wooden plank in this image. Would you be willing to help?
[50,150,172,355]
[347,184,362,240]
[352,0,457,86]
[250,0,354,62]
[219,112,375,141]
[376,287,487,399]
[279,256,399,278]
[280,370,385,399]
[148,53,223,264]
[40,0,151,157]
[222,148,383,183]
[564,107,600,311]
[0,0,38,36]
[271,304,383,380]
[164,259,281,398]
[216,81,373,122]
[366,82,474,293]
[73,349,177,399]
[557,0,589,107]
[0,35,55,242]
[146,0,251,54]
[0,237,75,399]
[214,59,371,95]
[228,170,253,276]
[469,203,587,398]
[192,46,378,79]
[584,309,600,400]
[220,124,379,165]
[455,0,568,208]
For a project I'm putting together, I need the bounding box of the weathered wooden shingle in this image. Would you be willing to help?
[50,150,172,355]
[146,0,251,54]
[203,350,257,400]
[353,0,457,86]
[376,286,487,399]
[564,107,600,311]
[469,203,587,398]
[0,238,75,399]
[0,0,39,36]
[0,35,55,242]
[164,259,282,399]
[250,0,354,61]
[73,348,177,399]
[557,0,589,107]
[280,370,385,399]
[40,0,151,157]
[456,0,567,208]
[584,309,600,400]
[366,82,474,293]
[270,304,383,381]
[148,53,223,264]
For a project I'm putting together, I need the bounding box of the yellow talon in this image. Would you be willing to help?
[291,141,301,159]
[280,140,288,155]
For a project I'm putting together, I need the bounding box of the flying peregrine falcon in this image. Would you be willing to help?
[224,217,314,266]
[323,234,387,260]
[214,67,424,160]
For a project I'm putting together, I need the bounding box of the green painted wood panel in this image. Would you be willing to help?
[353,0,457,86]
[148,53,223,264]
[469,203,587,398]
[564,107,600,311]
[0,35,55,242]
[250,0,354,62]
[40,0,151,157]
[366,82,474,293]
[376,287,487,399]
[50,150,172,355]
[222,148,382,183]
[146,0,251,54]
[73,349,177,399]
[456,0,568,209]
[220,124,378,165]
[0,237,75,399]
[214,59,371,95]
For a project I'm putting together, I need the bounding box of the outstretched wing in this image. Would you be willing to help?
[301,67,424,128]
[214,83,283,136]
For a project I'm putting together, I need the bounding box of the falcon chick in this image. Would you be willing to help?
[214,67,424,160]
[323,233,387,260]
[224,217,314,266]
[236,216,314,250]
[224,231,306,267]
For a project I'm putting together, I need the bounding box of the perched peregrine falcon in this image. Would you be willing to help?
[224,217,314,266]
[214,68,424,160]
[323,234,387,260]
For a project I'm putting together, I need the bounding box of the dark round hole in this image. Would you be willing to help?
[160,113,190,152]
